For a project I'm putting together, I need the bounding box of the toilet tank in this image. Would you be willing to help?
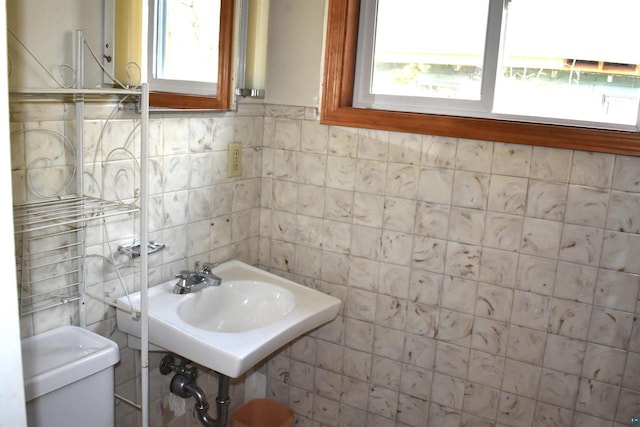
[21,325,120,427]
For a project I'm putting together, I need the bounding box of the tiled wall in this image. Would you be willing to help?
[12,99,640,427]
[112,105,265,426]
[258,106,640,427]
[10,102,265,426]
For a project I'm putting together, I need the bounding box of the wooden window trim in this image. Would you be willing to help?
[149,0,234,110]
[319,0,640,156]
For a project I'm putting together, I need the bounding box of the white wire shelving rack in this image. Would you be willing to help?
[9,28,150,427]
[10,30,148,320]
[13,196,141,315]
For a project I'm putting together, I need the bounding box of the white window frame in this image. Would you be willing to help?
[353,0,640,132]
[148,0,219,96]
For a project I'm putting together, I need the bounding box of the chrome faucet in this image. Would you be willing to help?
[200,262,222,287]
[173,261,222,294]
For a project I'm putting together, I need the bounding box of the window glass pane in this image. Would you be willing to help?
[371,0,490,100]
[156,0,220,83]
[495,0,640,125]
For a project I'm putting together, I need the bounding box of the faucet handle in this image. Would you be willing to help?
[174,270,191,294]
[202,262,217,273]
[175,270,190,279]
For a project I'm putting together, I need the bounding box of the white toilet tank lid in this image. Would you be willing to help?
[22,325,120,401]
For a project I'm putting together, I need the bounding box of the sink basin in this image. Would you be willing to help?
[116,260,341,378]
[177,280,296,332]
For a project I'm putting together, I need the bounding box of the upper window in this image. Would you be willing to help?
[150,0,220,95]
[351,0,640,132]
[149,0,233,109]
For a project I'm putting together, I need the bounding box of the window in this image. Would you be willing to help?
[321,0,640,155]
[355,0,495,110]
[496,0,640,127]
[149,0,234,109]
[151,0,220,93]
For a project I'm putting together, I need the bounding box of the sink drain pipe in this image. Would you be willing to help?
[160,355,230,427]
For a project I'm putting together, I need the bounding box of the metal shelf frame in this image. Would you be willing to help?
[13,196,139,234]
[10,28,150,427]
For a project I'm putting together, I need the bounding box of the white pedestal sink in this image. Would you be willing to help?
[177,279,296,332]
[116,260,341,378]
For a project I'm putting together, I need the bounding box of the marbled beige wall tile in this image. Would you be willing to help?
[492,143,531,177]
[389,132,421,165]
[607,191,640,234]
[548,298,592,340]
[588,307,634,349]
[516,255,557,295]
[488,175,527,215]
[612,155,640,192]
[374,297,407,332]
[576,378,619,420]
[601,231,640,275]
[357,129,389,161]
[409,269,443,305]
[570,151,614,188]
[325,156,356,190]
[476,283,513,321]
[371,355,401,390]
[525,180,567,221]
[431,372,465,410]
[559,224,603,266]
[456,139,494,173]
[616,387,640,425]
[355,159,387,194]
[429,402,461,426]
[583,343,626,386]
[422,135,457,169]
[417,167,454,204]
[565,185,609,227]
[542,334,586,376]
[594,269,640,313]
[553,261,598,304]
[537,369,580,409]
[377,263,410,298]
[530,146,572,182]
[496,392,536,427]
[448,207,485,246]
[502,359,541,399]
[479,248,518,287]
[467,350,505,389]
[520,217,563,257]
[403,333,436,369]
[451,170,490,209]
[396,392,429,426]
[383,197,417,233]
[300,120,328,154]
[415,201,450,239]
[463,382,500,420]
[385,163,419,199]
[506,325,547,365]
[472,318,509,356]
